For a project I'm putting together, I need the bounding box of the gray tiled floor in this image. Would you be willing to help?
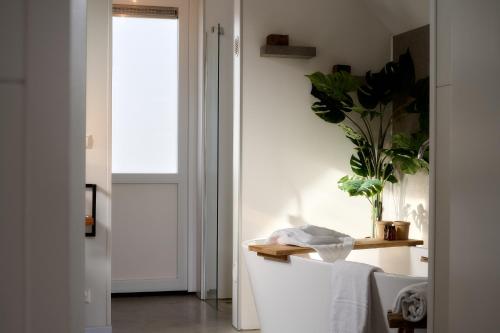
[112,294,260,333]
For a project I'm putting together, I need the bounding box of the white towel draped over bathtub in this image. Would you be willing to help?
[267,225,355,262]
[392,282,427,322]
[330,260,382,333]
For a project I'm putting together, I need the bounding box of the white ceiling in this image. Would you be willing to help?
[361,0,430,35]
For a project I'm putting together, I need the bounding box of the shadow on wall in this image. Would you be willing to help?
[386,172,429,244]
[287,190,308,227]
[401,203,428,235]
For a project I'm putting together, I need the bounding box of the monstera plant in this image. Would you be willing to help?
[307,50,429,237]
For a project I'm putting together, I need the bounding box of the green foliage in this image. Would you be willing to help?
[357,50,416,109]
[386,133,429,174]
[307,50,429,219]
[338,176,383,197]
[306,72,361,123]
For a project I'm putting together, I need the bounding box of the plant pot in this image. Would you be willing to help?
[394,221,411,240]
[375,221,393,240]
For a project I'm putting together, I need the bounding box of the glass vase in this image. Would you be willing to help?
[371,192,383,238]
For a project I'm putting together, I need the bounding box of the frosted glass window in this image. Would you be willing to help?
[112,16,179,174]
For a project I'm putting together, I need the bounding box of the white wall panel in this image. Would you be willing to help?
[447,2,500,331]
[0,1,24,80]
[0,84,25,333]
[436,0,451,86]
[86,0,112,328]
[434,84,451,333]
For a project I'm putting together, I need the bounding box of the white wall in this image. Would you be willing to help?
[362,0,430,35]
[434,0,500,332]
[235,0,394,328]
[85,0,112,329]
[1,0,86,332]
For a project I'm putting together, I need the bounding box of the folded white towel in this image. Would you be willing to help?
[392,282,427,322]
[330,260,382,333]
[267,225,355,262]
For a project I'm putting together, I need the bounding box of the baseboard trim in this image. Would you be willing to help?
[112,278,187,293]
[112,290,190,298]
[85,326,112,333]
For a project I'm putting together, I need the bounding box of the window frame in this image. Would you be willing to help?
[111,3,189,183]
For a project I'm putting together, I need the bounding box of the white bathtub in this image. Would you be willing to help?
[243,240,428,333]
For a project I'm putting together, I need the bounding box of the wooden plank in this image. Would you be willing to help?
[249,239,424,260]
[257,252,289,262]
[260,45,316,59]
[387,311,427,329]
[248,244,315,256]
[354,239,424,250]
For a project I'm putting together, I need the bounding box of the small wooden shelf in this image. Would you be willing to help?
[260,45,316,59]
[249,239,424,261]
[354,238,424,250]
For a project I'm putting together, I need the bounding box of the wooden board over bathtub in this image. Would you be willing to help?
[249,239,424,262]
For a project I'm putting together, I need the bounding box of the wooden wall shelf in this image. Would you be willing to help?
[249,239,424,261]
[260,45,316,59]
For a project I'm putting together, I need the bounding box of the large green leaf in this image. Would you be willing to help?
[338,123,365,146]
[307,71,360,100]
[350,153,369,177]
[391,154,428,174]
[310,88,347,123]
[357,49,416,109]
[384,132,429,174]
[338,124,375,177]
[392,132,428,155]
[338,176,383,198]
[307,72,361,124]
[382,163,398,183]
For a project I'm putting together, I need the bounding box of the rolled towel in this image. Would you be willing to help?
[392,282,427,322]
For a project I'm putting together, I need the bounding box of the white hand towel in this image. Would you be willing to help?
[267,225,355,262]
[330,260,382,333]
[392,282,427,322]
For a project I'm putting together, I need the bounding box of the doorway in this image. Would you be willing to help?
[110,3,189,293]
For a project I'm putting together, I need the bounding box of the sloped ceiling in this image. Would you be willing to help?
[361,0,430,35]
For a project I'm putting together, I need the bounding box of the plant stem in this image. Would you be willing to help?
[370,191,384,237]
[345,114,369,144]
[361,116,377,174]
[345,114,376,176]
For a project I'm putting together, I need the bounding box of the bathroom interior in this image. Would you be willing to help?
[85,0,433,332]
[5,0,500,332]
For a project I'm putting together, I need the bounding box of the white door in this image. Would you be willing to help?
[110,2,189,293]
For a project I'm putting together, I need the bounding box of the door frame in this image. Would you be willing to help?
[231,0,437,331]
[110,0,200,293]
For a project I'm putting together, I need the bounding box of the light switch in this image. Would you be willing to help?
[84,288,91,304]
[86,135,94,149]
